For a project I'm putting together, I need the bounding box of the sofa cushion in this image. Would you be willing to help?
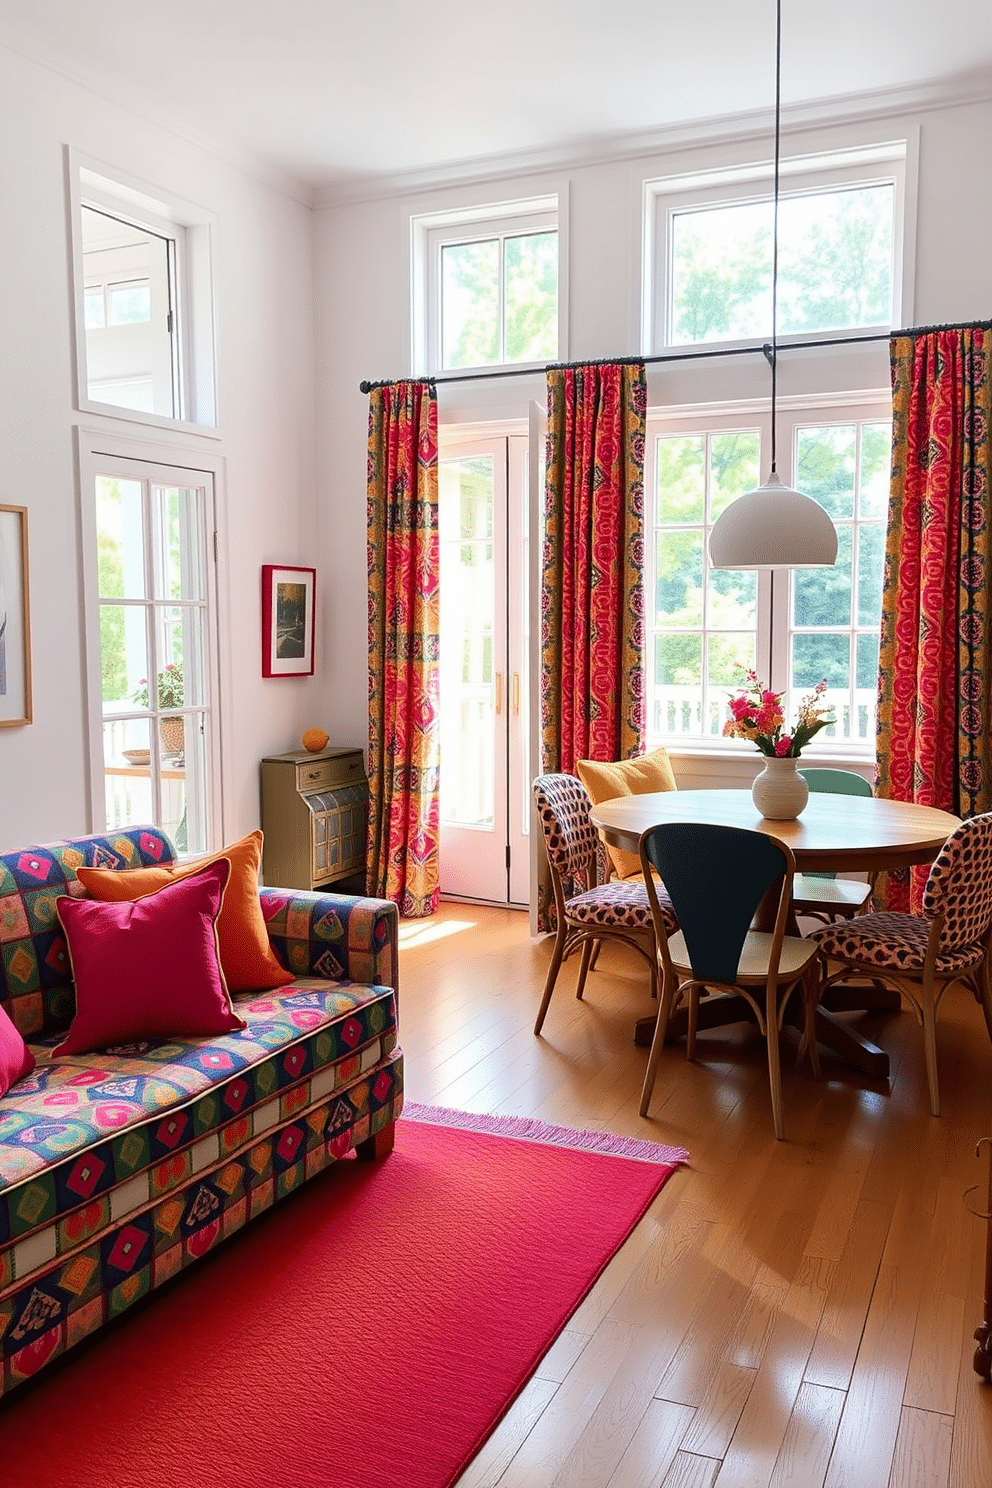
[0,979,398,1254]
[0,829,176,1039]
[0,1008,34,1098]
[55,859,244,1056]
[76,830,294,994]
[576,748,678,880]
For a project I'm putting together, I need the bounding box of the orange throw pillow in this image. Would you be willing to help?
[76,830,294,993]
[576,748,678,880]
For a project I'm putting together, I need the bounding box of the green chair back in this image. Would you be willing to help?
[640,822,788,985]
[798,768,872,797]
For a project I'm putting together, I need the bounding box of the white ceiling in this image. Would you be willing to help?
[3,0,992,196]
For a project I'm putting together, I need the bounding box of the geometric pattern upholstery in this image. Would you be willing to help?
[0,826,403,1400]
[565,878,675,933]
[921,812,992,947]
[0,829,176,1039]
[534,773,602,885]
[812,910,985,975]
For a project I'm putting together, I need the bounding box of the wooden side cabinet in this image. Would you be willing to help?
[260,746,368,892]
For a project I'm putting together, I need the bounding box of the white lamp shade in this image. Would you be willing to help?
[708,473,838,570]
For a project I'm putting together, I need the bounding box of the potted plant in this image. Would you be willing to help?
[132,664,185,758]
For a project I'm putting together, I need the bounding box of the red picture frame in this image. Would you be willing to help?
[261,564,316,678]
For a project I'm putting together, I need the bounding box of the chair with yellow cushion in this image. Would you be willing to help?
[532,773,677,1035]
[576,747,679,881]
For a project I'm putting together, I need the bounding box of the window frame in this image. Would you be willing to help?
[77,429,225,853]
[644,390,892,764]
[411,193,567,376]
[67,150,219,436]
[642,139,913,356]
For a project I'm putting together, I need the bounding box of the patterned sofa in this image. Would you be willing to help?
[0,827,403,1400]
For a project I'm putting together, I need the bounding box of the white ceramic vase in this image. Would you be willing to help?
[751,755,809,820]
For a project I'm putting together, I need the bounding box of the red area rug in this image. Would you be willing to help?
[0,1106,687,1488]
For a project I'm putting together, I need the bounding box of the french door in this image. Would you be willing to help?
[438,432,530,905]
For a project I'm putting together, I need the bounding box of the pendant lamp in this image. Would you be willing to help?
[708,0,838,571]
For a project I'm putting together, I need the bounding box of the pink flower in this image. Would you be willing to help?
[775,736,793,757]
[730,696,751,721]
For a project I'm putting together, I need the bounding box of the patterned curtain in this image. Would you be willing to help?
[366,380,440,917]
[541,361,647,773]
[876,321,992,910]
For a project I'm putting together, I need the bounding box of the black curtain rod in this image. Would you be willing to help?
[358,331,892,394]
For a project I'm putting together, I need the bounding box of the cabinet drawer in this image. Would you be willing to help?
[296,752,365,792]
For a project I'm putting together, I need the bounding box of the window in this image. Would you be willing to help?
[645,399,891,756]
[645,142,909,352]
[413,196,563,374]
[80,440,222,854]
[69,157,217,429]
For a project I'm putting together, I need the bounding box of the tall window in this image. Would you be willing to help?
[645,142,908,352]
[81,443,221,854]
[646,402,891,754]
[413,196,562,373]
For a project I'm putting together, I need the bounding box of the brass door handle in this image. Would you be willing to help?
[494,672,503,715]
[512,672,520,716]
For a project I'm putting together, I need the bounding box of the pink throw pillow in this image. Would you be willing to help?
[55,857,246,1056]
[0,1004,35,1095]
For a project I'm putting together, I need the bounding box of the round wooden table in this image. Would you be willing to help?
[590,789,961,1079]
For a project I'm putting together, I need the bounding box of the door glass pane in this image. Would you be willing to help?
[504,231,558,362]
[158,485,205,601]
[441,240,499,369]
[99,605,148,709]
[656,530,703,625]
[654,633,702,735]
[859,423,891,519]
[440,456,495,827]
[96,477,146,598]
[104,717,153,831]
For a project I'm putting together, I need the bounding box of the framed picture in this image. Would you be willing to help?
[261,564,316,678]
[0,505,32,728]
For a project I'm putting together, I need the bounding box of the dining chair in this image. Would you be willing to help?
[532,773,677,1036]
[638,821,822,1140]
[810,811,992,1116]
[792,767,875,922]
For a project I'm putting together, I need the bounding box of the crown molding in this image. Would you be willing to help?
[313,72,992,211]
[0,37,317,209]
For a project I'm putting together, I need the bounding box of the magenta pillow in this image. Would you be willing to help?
[0,1004,35,1095]
[55,857,245,1056]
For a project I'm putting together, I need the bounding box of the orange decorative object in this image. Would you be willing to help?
[302,728,329,753]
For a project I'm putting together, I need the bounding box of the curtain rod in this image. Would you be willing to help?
[358,331,892,393]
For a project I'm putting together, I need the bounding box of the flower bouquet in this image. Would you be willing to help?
[722,671,834,757]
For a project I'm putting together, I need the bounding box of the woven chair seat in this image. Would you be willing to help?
[565,879,677,933]
[813,911,985,976]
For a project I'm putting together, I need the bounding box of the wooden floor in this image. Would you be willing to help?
[395,902,992,1488]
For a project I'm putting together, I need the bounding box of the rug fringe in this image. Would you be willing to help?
[402,1103,689,1166]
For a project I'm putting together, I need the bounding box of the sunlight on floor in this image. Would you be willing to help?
[398,918,476,948]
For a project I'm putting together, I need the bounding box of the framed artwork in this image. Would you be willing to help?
[261,564,316,678]
[0,505,32,728]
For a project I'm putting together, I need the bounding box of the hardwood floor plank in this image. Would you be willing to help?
[768,1381,845,1488]
[604,1399,695,1488]
[804,1199,892,1392]
[678,1362,755,1458]
[534,1327,593,1384]
[452,1375,559,1488]
[887,1407,952,1488]
[660,1452,721,1488]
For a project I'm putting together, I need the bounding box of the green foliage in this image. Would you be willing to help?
[98,531,127,702]
[442,232,557,369]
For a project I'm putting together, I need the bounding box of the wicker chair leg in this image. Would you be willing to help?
[575,937,595,1000]
[534,923,568,1035]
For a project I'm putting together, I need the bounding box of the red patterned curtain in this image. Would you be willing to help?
[876,322,992,909]
[366,380,440,917]
[541,361,646,774]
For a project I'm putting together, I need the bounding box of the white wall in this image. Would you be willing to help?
[313,96,992,758]
[0,45,319,849]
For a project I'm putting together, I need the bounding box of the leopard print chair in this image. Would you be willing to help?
[532,773,676,1036]
[810,811,992,1115]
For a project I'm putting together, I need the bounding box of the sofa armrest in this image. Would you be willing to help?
[258,886,399,1000]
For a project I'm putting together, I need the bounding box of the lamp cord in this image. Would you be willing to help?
[770,0,781,476]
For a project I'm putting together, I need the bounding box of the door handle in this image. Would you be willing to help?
[512,672,520,716]
[494,672,503,715]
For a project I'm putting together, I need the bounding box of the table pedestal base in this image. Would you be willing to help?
[633,981,901,1082]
